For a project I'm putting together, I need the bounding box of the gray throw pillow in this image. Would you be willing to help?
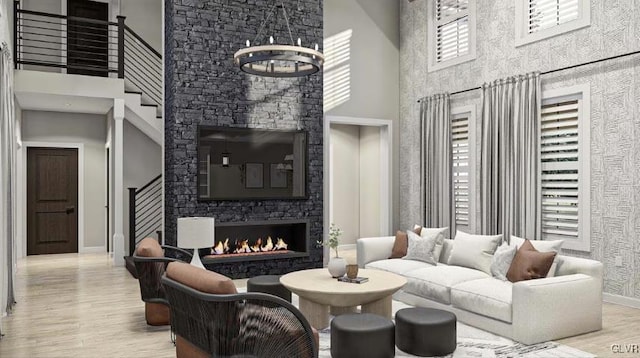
[490,243,517,281]
[403,230,437,265]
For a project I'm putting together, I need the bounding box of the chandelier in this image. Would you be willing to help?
[233,3,324,78]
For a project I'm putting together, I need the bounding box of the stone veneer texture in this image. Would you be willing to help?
[165,0,324,278]
[400,0,640,299]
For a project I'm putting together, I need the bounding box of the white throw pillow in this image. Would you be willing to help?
[510,236,563,277]
[419,227,448,263]
[449,231,502,274]
[510,235,563,253]
[403,230,437,265]
[490,243,517,281]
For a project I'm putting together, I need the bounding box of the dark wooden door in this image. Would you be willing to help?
[27,148,79,255]
[67,0,109,77]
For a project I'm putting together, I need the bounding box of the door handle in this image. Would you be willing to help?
[66,206,75,214]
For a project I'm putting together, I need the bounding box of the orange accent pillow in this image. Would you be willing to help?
[389,227,423,259]
[135,237,163,257]
[166,261,237,294]
[506,239,556,283]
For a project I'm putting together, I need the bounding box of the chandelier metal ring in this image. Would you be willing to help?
[234,45,324,78]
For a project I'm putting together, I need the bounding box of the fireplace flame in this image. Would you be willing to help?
[250,238,262,252]
[210,236,289,255]
[262,237,274,251]
[274,237,288,250]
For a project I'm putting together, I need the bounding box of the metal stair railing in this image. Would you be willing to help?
[128,174,162,255]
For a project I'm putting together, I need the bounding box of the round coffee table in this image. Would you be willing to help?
[280,268,406,329]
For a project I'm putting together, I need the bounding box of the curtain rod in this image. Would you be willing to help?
[416,48,640,103]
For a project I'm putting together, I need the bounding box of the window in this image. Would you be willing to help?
[451,106,475,231]
[428,0,476,72]
[540,84,590,251]
[516,0,590,46]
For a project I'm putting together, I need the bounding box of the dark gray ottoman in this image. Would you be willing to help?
[331,313,395,358]
[246,275,291,302]
[395,307,456,356]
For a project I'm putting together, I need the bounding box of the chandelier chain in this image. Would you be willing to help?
[252,3,279,45]
[280,2,296,46]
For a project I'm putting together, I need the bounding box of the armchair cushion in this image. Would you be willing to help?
[135,237,163,257]
[166,261,237,294]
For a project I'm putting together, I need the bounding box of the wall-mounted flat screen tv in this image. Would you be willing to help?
[197,126,308,200]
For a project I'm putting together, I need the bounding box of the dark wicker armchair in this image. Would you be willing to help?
[162,273,319,358]
[132,238,193,326]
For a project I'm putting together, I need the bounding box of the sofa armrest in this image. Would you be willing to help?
[356,236,395,268]
[512,274,602,344]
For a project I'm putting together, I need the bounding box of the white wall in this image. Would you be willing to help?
[330,124,360,246]
[324,0,400,231]
[359,126,381,238]
[123,119,161,251]
[120,0,162,54]
[330,124,383,246]
[21,110,107,250]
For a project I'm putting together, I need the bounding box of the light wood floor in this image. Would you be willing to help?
[0,253,639,357]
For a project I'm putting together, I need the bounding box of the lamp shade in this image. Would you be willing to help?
[178,217,215,269]
[178,217,215,249]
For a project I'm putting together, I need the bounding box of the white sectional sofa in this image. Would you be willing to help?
[357,236,603,345]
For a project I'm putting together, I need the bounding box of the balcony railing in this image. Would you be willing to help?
[13,1,162,107]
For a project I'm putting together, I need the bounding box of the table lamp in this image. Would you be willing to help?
[177,217,215,269]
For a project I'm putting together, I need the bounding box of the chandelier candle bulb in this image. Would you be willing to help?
[270,36,274,44]
[297,38,301,46]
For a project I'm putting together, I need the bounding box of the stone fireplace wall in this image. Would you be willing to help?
[164,0,324,277]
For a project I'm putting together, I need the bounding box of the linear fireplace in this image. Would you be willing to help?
[202,219,310,264]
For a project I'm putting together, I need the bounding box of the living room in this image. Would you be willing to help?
[1,0,640,357]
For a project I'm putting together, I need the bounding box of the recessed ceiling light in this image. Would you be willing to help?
[65,103,71,106]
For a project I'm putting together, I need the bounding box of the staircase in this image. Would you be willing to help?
[14,3,164,144]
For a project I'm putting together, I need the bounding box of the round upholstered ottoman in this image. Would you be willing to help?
[395,307,456,356]
[331,313,395,358]
[247,275,291,302]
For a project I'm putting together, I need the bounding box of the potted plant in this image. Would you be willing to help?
[319,223,346,278]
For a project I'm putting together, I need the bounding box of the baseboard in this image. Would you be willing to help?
[79,246,106,254]
[603,292,640,309]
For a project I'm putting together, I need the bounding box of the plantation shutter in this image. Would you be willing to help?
[435,0,469,63]
[528,0,580,34]
[452,115,469,227]
[540,99,580,240]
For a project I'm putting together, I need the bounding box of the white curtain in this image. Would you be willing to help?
[479,73,541,241]
[0,42,16,337]
[420,93,455,233]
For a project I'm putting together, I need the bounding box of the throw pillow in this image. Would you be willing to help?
[135,237,164,258]
[490,243,517,281]
[419,227,449,263]
[506,239,557,283]
[389,227,422,259]
[510,235,563,277]
[403,230,437,265]
[510,235,563,253]
[448,231,502,274]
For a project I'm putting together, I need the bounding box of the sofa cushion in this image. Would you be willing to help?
[451,278,513,323]
[448,231,502,274]
[506,240,556,283]
[439,239,454,264]
[403,230,437,264]
[511,236,562,277]
[390,227,423,258]
[403,265,489,304]
[490,243,517,281]
[166,261,237,294]
[418,226,449,264]
[136,237,163,257]
[365,259,434,275]
[510,235,563,253]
